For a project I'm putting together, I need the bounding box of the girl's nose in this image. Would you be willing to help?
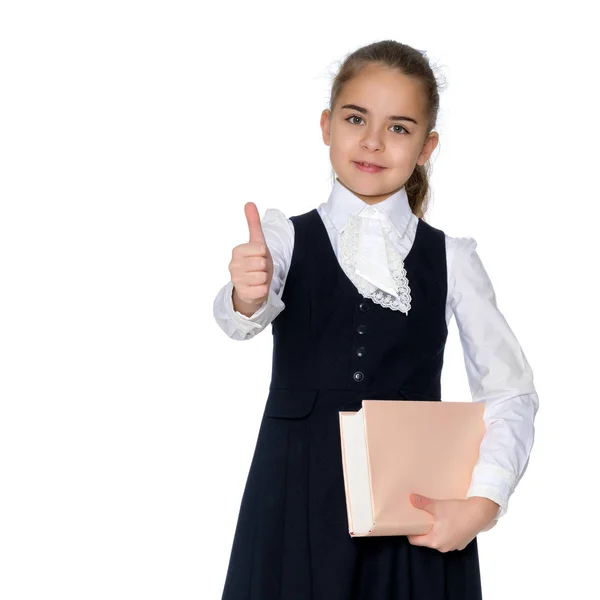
[361,133,384,152]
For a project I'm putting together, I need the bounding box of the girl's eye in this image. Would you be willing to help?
[346,115,364,126]
[390,124,408,135]
[345,115,408,134]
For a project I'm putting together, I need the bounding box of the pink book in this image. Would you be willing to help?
[339,400,485,537]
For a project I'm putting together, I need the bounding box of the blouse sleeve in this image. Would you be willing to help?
[212,208,294,341]
[448,236,540,520]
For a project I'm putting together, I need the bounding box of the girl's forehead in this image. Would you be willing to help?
[342,68,424,101]
[336,70,427,119]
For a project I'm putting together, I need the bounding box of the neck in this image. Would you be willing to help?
[336,177,404,205]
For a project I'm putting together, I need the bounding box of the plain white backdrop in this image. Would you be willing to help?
[0,1,598,598]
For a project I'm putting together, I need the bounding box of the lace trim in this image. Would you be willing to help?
[339,215,412,314]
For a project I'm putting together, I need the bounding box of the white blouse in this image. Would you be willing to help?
[213,179,539,521]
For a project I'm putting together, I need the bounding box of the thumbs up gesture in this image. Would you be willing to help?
[228,203,274,316]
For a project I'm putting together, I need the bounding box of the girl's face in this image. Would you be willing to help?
[320,64,439,205]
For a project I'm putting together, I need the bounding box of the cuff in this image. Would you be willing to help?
[466,462,517,520]
[223,281,284,332]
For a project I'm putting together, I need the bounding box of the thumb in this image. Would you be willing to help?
[245,202,265,244]
[409,493,437,514]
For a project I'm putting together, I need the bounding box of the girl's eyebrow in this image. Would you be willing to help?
[340,103,419,125]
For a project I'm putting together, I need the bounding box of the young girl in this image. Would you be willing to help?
[213,40,539,600]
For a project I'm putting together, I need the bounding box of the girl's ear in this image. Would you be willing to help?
[416,131,439,166]
[320,109,332,146]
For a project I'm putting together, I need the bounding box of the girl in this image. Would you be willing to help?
[213,40,539,600]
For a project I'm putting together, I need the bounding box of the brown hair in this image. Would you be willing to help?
[327,40,445,220]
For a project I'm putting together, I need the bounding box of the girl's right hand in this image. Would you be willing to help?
[229,202,274,313]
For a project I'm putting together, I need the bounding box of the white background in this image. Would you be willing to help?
[1,1,598,598]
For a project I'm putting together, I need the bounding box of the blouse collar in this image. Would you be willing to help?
[323,177,413,239]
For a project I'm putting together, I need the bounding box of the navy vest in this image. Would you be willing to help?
[221,209,484,600]
[264,208,448,418]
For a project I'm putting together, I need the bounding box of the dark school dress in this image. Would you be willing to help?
[220,208,483,600]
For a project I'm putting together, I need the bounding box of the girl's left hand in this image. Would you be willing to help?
[406,493,499,553]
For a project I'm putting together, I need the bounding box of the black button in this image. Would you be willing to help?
[359,301,370,312]
[356,324,367,335]
[353,371,364,382]
[356,346,365,357]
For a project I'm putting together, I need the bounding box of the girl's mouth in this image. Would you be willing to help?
[353,161,386,173]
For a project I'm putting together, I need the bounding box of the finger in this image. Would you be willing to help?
[410,493,437,514]
[239,271,269,286]
[235,284,269,302]
[410,493,433,505]
[243,256,269,272]
[245,202,266,244]
[233,242,268,258]
[407,533,434,547]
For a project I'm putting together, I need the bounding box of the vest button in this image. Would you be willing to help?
[356,324,367,335]
[359,301,370,312]
[353,371,364,382]
[356,346,366,357]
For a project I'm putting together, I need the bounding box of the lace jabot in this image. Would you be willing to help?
[339,211,412,314]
